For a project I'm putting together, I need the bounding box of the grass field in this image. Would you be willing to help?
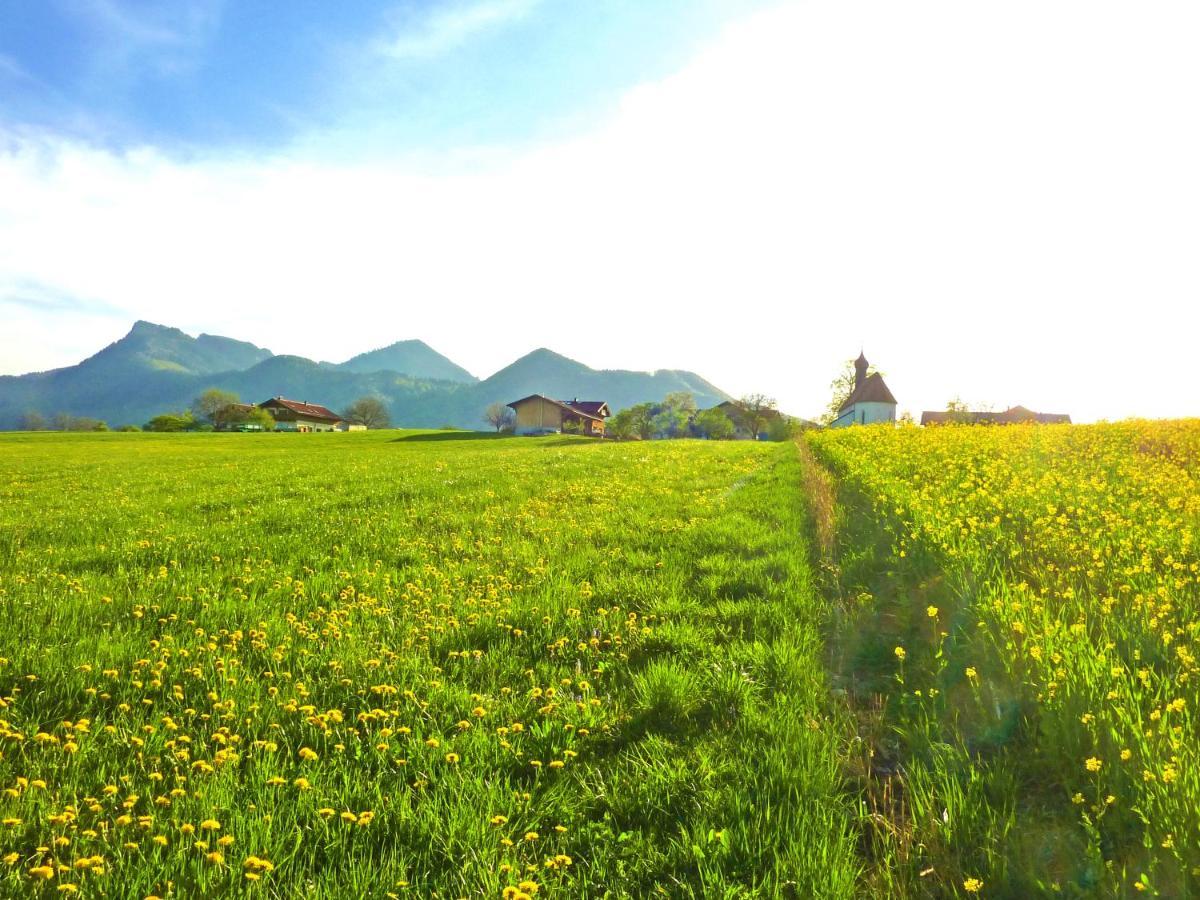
[0,432,857,898]
[4,423,1199,898]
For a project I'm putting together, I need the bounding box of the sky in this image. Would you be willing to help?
[1,0,1198,422]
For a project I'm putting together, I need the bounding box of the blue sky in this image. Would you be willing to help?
[2,1,1199,421]
[0,0,769,154]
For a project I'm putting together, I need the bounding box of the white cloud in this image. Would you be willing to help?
[382,0,540,60]
[2,1,1199,421]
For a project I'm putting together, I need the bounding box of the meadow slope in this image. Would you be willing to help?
[0,432,857,898]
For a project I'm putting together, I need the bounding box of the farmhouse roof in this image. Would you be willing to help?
[259,397,342,422]
[920,406,1072,426]
[567,400,611,418]
[839,372,897,412]
[506,394,605,423]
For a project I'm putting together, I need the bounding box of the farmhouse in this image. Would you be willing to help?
[831,352,897,427]
[258,397,343,432]
[507,395,610,436]
[921,406,1071,426]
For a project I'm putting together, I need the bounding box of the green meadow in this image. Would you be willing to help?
[0,432,856,898]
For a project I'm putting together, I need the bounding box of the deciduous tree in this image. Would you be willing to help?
[652,392,696,438]
[19,411,46,431]
[192,389,242,429]
[483,402,515,433]
[694,407,734,440]
[734,394,777,440]
[244,408,275,431]
[343,396,391,429]
[145,412,196,432]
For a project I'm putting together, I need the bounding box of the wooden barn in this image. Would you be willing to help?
[507,395,610,436]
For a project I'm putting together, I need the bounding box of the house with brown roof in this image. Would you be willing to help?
[257,397,343,432]
[831,352,897,427]
[921,406,1071,426]
[507,395,610,436]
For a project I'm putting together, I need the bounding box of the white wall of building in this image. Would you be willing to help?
[831,401,896,428]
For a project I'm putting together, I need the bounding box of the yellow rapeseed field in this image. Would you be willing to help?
[810,420,1200,896]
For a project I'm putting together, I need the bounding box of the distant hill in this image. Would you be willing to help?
[474,348,729,413]
[0,322,731,430]
[79,320,272,377]
[334,340,476,383]
[0,322,275,429]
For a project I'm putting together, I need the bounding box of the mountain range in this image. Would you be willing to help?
[0,321,730,429]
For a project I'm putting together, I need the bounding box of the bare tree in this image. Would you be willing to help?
[734,394,777,440]
[343,396,391,429]
[484,402,515,433]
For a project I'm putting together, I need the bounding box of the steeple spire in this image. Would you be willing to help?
[854,351,869,390]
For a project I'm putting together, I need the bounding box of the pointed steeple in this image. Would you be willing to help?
[854,351,869,390]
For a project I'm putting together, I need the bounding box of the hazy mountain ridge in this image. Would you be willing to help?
[334,340,478,383]
[0,324,730,429]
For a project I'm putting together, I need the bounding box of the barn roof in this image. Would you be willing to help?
[259,397,342,422]
[506,394,605,423]
[567,400,610,418]
[920,406,1072,426]
[839,372,897,412]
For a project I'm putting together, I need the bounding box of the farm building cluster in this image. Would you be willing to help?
[829,351,1070,429]
[267,349,1071,437]
[504,350,1071,437]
